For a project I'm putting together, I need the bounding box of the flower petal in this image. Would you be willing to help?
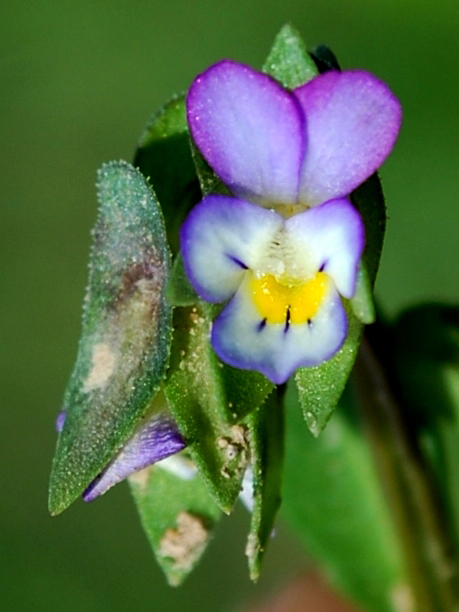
[286,199,365,298]
[295,70,402,206]
[211,275,347,384]
[180,195,283,302]
[187,60,304,205]
[82,415,185,501]
[55,410,66,433]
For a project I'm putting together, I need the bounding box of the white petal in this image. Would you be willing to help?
[181,195,283,302]
[285,199,364,298]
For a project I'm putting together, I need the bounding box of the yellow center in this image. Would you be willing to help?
[250,272,329,324]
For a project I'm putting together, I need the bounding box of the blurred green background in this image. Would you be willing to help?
[1,1,458,610]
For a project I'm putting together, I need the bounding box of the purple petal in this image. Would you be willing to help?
[295,70,402,206]
[211,275,347,384]
[55,410,66,433]
[180,195,283,303]
[285,199,365,298]
[187,60,304,205]
[82,415,185,501]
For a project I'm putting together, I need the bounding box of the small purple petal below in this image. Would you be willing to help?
[286,199,365,299]
[180,195,283,303]
[55,411,66,433]
[187,60,304,205]
[82,415,186,502]
[211,275,347,384]
[295,70,402,206]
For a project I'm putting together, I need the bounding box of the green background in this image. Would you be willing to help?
[1,1,458,610]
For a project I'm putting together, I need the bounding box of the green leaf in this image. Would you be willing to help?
[262,23,318,88]
[351,172,386,291]
[49,161,172,515]
[294,304,363,436]
[134,95,201,254]
[220,366,274,424]
[165,302,272,512]
[395,305,459,554]
[129,456,221,586]
[166,253,199,307]
[350,263,376,325]
[165,302,248,512]
[190,140,230,198]
[282,382,409,612]
[246,389,285,580]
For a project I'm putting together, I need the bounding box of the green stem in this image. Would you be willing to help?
[353,332,458,612]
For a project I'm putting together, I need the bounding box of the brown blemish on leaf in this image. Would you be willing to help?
[159,512,209,583]
[231,424,247,447]
[83,342,116,392]
[245,532,260,560]
[390,584,414,612]
[117,259,162,305]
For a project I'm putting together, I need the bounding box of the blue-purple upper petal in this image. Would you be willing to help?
[187,60,305,206]
[295,70,402,206]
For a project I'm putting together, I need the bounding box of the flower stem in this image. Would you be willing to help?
[353,326,459,612]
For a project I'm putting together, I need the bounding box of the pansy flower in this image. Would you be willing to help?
[181,61,401,384]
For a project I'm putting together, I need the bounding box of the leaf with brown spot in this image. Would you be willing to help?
[129,459,221,586]
[49,161,172,515]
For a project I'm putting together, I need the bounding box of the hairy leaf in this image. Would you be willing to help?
[246,389,284,580]
[129,455,221,586]
[49,161,171,515]
[165,302,271,512]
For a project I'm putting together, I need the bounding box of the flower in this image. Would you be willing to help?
[180,61,402,384]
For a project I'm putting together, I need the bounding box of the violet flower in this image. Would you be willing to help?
[181,61,401,384]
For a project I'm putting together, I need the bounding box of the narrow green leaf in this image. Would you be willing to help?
[282,382,409,612]
[350,263,376,325]
[220,366,274,424]
[190,140,230,198]
[262,23,318,88]
[165,302,272,512]
[395,305,459,555]
[309,44,341,73]
[166,253,199,307]
[165,302,249,512]
[246,389,284,580]
[129,456,221,586]
[49,161,172,515]
[134,95,201,254]
[295,305,363,435]
[351,172,386,291]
